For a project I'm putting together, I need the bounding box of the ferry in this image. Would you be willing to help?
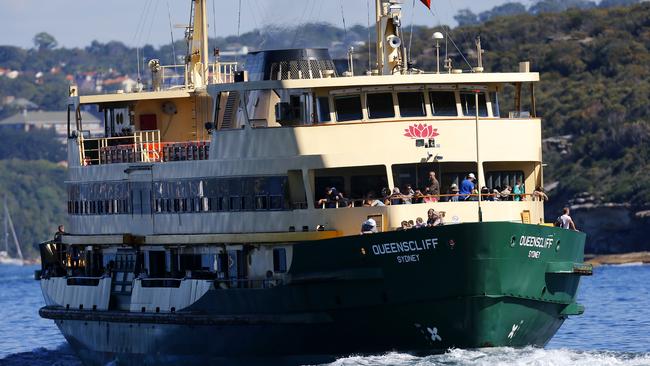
[37,1,591,365]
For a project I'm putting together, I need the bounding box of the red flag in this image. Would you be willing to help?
[420,0,431,9]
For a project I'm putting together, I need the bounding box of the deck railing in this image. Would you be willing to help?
[78,130,210,166]
[156,62,238,89]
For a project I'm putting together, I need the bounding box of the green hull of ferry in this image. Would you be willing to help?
[41,222,590,365]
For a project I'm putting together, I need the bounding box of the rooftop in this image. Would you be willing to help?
[0,110,101,126]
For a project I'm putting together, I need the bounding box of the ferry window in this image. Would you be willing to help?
[229,196,242,211]
[242,196,254,211]
[490,91,500,117]
[148,251,166,278]
[484,171,524,191]
[216,253,229,275]
[270,196,284,210]
[179,254,202,272]
[201,197,210,212]
[334,95,362,122]
[366,93,395,119]
[317,97,331,122]
[430,91,458,116]
[398,92,426,117]
[273,248,287,273]
[210,197,225,212]
[255,196,269,210]
[460,92,488,117]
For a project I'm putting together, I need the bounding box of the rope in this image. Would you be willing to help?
[408,0,416,64]
[236,0,242,63]
[367,0,372,72]
[132,0,153,80]
[339,0,348,39]
[167,1,178,70]
[212,0,218,41]
[427,7,474,71]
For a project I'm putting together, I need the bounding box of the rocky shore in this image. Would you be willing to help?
[586,252,650,267]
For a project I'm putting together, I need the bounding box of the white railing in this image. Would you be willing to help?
[159,65,188,89]
[134,130,162,163]
[78,130,161,166]
[156,62,238,90]
[211,62,238,84]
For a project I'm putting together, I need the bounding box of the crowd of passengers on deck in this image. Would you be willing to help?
[318,171,549,208]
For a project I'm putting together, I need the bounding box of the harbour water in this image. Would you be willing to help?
[1,264,649,366]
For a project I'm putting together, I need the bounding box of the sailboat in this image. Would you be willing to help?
[1,196,24,266]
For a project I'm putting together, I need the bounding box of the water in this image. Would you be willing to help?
[1,264,649,366]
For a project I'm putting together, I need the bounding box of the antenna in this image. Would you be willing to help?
[474,36,484,73]
[433,31,444,74]
[347,47,355,76]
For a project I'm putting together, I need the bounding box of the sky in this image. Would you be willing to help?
[0,0,517,49]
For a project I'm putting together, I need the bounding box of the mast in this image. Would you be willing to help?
[375,0,406,75]
[3,195,8,253]
[2,197,22,260]
[188,0,210,88]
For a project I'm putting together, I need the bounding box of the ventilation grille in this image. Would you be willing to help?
[269,59,337,80]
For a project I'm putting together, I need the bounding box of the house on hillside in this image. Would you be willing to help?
[0,110,103,143]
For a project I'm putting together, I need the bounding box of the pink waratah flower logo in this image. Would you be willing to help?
[403,123,439,139]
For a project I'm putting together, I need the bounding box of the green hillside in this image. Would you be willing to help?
[0,159,66,259]
[407,3,650,206]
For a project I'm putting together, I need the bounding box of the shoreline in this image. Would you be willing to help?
[585,252,650,267]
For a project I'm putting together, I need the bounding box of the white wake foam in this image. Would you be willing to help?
[322,347,650,366]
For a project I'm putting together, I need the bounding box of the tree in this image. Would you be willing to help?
[479,3,527,22]
[454,9,479,27]
[599,0,641,8]
[0,128,66,162]
[529,0,597,14]
[33,32,58,51]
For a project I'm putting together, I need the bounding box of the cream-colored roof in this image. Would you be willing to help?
[208,72,540,93]
[77,89,193,105]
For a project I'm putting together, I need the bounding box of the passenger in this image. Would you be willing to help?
[408,220,415,228]
[337,190,352,208]
[415,217,426,228]
[381,187,391,204]
[397,220,409,231]
[491,189,501,201]
[365,193,385,207]
[317,187,343,208]
[460,173,476,201]
[413,190,425,204]
[557,207,578,231]
[53,225,67,242]
[480,186,492,201]
[402,184,415,204]
[426,208,442,227]
[361,218,378,234]
[422,187,435,203]
[264,270,276,288]
[389,187,403,205]
[447,184,460,202]
[533,186,549,201]
[500,185,512,201]
[513,180,525,201]
[427,171,440,202]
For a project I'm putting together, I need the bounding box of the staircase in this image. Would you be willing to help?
[220,92,240,130]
